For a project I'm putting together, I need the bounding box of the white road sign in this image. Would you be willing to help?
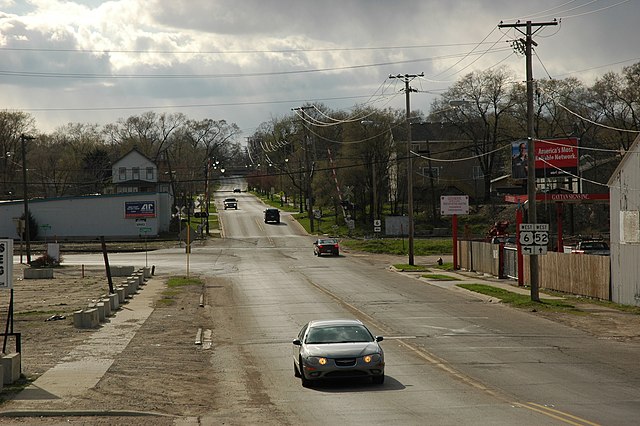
[519,223,549,255]
[440,195,469,215]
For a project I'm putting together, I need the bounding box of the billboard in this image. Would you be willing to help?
[125,201,156,218]
[511,138,579,179]
[534,137,579,178]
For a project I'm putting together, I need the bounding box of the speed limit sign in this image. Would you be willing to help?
[519,223,549,255]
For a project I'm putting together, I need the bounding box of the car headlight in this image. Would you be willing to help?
[363,353,382,364]
[305,356,328,366]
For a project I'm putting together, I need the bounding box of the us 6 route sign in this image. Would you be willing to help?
[519,223,549,255]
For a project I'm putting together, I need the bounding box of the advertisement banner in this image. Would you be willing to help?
[511,138,579,179]
[534,137,579,178]
[125,201,156,218]
[0,239,14,289]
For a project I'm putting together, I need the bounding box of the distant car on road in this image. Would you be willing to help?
[264,208,280,224]
[233,188,241,193]
[313,238,340,256]
[223,198,238,210]
[292,319,385,387]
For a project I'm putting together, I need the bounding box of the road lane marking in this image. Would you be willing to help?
[302,274,600,426]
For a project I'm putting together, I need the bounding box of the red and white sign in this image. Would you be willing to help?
[534,137,579,178]
[441,195,469,215]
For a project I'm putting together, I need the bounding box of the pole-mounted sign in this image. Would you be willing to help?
[0,239,14,289]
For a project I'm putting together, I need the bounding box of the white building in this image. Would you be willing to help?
[0,148,173,240]
[608,133,640,307]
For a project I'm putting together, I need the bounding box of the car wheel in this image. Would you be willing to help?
[294,362,301,378]
[372,374,385,385]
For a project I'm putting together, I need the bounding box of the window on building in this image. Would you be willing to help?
[422,167,439,182]
[132,167,140,180]
[146,167,154,180]
[119,167,126,180]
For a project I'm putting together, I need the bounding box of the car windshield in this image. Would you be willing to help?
[305,325,373,344]
[318,239,337,245]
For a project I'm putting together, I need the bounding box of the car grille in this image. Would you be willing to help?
[335,358,356,367]
[325,370,367,378]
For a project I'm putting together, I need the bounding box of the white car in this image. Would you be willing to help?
[292,319,385,387]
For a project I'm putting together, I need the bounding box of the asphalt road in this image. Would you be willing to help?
[61,180,640,425]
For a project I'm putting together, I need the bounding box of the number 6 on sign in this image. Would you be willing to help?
[520,231,533,245]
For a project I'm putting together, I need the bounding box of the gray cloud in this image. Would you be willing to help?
[0,0,637,135]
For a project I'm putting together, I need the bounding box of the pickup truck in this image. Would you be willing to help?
[571,240,610,255]
[223,198,238,210]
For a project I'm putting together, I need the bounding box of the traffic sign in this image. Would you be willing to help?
[519,223,549,255]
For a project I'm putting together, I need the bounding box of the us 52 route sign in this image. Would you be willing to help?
[519,223,549,255]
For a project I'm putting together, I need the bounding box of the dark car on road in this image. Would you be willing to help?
[264,208,280,224]
[313,238,340,256]
[292,319,385,387]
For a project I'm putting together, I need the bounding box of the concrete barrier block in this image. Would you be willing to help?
[133,272,144,286]
[73,309,84,328]
[108,292,119,310]
[95,302,106,322]
[1,353,20,385]
[23,268,54,279]
[127,277,139,293]
[101,297,112,316]
[142,267,151,278]
[116,287,126,304]
[109,265,135,277]
[73,309,99,329]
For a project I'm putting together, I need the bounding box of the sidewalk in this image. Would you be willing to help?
[0,278,165,417]
[392,263,564,300]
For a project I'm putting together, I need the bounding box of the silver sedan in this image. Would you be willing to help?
[292,319,385,387]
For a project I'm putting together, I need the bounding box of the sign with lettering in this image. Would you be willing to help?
[534,137,579,178]
[125,201,156,218]
[0,239,14,289]
[519,223,549,255]
[440,195,469,215]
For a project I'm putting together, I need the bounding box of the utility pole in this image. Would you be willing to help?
[389,73,423,266]
[499,19,557,302]
[20,133,35,264]
[292,106,315,233]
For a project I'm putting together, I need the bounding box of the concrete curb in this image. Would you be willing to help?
[0,409,174,418]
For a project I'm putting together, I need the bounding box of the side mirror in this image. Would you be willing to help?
[375,336,384,342]
[292,339,302,346]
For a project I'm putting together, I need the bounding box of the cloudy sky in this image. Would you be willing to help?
[1,0,638,138]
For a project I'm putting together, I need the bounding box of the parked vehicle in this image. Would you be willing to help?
[314,238,340,256]
[264,208,280,224]
[223,198,238,210]
[233,188,241,193]
[571,240,610,255]
[292,319,385,387]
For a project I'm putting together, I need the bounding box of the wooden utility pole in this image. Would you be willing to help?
[389,73,423,266]
[498,19,557,302]
[292,106,315,233]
